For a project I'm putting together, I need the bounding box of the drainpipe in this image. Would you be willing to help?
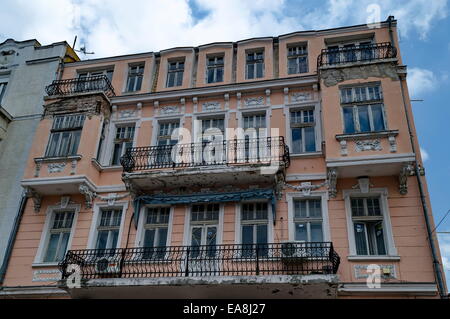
[398,74,447,299]
[0,193,27,285]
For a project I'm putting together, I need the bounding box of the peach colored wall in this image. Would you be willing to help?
[196,44,233,87]
[236,39,274,83]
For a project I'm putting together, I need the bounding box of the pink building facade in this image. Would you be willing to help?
[0,17,447,299]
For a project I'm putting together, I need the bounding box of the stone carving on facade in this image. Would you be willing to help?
[275,171,285,200]
[48,162,66,173]
[399,163,414,195]
[159,105,179,115]
[327,167,338,198]
[97,192,130,206]
[202,101,221,112]
[119,109,136,118]
[24,187,42,213]
[388,135,397,152]
[60,196,71,209]
[354,264,396,279]
[265,89,271,106]
[32,269,61,282]
[283,87,289,105]
[355,139,382,152]
[244,96,264,108]
[320,63,399,87]
[236,92,242,108]
[79,184,96,209]
[34,162,42,177]
[224,94,230,110]
[70,160,77,175]
[339,140,348,156]
[290,92,312,103]
[284,181,327,196]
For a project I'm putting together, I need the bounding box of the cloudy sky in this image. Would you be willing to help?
[1,0,450,289]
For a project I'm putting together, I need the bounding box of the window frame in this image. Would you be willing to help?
[87,202,128,250]
[245,50,265,80]
[94,208,124,250]
[235,200,273,245]
[289,107,317,154]
[125,63,145,92]
[340,84,387,134]
[34,204,80,265]
[135,205,174,248]
[0,81,8,103]
[110,124,136,166]
[206,55,224,84]
[287,44,308,75]
[286,191,330,243]
[343,188,397,258]
[166,59,185,88]
[44,114,85,158]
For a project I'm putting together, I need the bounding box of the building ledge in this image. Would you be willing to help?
[338,282,438,296]
[91,158,122,172]
[347,256,400,261]
[34,155,82,164]
[335,130,399,141]
[0,286,68,298]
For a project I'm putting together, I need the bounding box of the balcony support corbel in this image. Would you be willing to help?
[327,167,338,198]
[79,184,97,209]
[24,187,42,213]
[399,163,414,195]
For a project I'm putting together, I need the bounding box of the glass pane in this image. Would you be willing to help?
[176,71,183,86]
[110,230,119,249]
[216,67,223,82]
[256,63,264,78]
[68,131,81,156]
[242,225,253,245]
[294,200,307,218]
[191,227,202,258]
[207,68,215,83]
[374,222,386,255]
[304,126,316,152]
[96,231,109,250]
[298,56,308,73]
[343,107,355,133]
[156,228,168,258]
[167,72,175,87]
[310,223,323,242]
[371,104,385,131]
[206,227,217,257]
[136,76,143,91]
[288,58,297,74]
[351,198,365,216]
[354,223,368,255]
[295,223,307,241]
[247,64,254,79]
[127,76,136,92]
[291,128,302,153]
[143,229,155,247]
[309,199,322,217]
[44,233,60,262]
[56,232,70,261]
[367,198,381,216]
[58,132,71,156]
[358,106,370,132]
[46,133,60,157]
[111,143,122,165]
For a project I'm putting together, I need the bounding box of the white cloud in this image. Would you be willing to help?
[420,147,430,162]
[0,0,448,58]
[407,67,437,97]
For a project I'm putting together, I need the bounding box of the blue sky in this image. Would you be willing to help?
[1,0,449,288]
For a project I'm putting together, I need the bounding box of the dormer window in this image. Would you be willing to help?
[206,56,224,83]
[166,60,184,87]
[246,50,264,79]
[287,44,308,74]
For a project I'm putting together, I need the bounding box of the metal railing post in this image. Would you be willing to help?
[255,244,260,275]
[185,247,190,277]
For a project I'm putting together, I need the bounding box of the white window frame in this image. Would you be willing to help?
[101,120,138,167]
[87,202,128,250]
[0,81,8,103]
[206,55,224,84]
[135,205,174,248]
[285,103,322,155]
[44,114,85,158]
[182,204,224,246]
[34,204,80,265]
[166,60,185,88]
[343,188,397,258]
[110,124,136,166]
[245,50,265,80]
[287,44,308,74]
[125,63,145,92]
[286,191,330,243]
[234,200,274,245]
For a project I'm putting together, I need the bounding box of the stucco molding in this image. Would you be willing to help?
[327,167,338,198]
[24,186,42,213]
[399,162,415,195]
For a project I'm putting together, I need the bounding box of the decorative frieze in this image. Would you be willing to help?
[97,192,129,206]
[244,96,264,108]
[284,181,327,196]
[202,101,221,112]
[355,139,382,152]
[290,92,312,103]
[159,105,179,115]
[32,269,61,282]
[48,163,66,173]
[354,264,396,279]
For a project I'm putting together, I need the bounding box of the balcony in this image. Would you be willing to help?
[59,242,340,298]
[317,42,397,68]
[45,75,115,98]
[121,137,290,191]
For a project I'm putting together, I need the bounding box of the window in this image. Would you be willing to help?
[241,202,269,257]
[166,60,184,87]
[293,199,323,242]
[190,204,219,258]
[95,208,122,251]
[243,113,266,137]
[142,207,170,259]
[246,51,264,79]
[350,197,386,256]
[77,69,113,92]
[0,82,7,103]
[79,69,113,82]
[111,124,135,165]
[207,56,224,83]
[326,40,374,65]
[126,64,144,92]
[157,121,180,146]
[201,118,224,142]
[288,45,308,74]
[290,109,316,153]
[340,85,386,134]
[45,114,85,157]
[43,211,74,262]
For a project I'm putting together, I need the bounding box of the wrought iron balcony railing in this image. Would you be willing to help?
[120,136,290,173]
[317,42,397,68]
[59,242,340,281]
[45,75,116,97]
